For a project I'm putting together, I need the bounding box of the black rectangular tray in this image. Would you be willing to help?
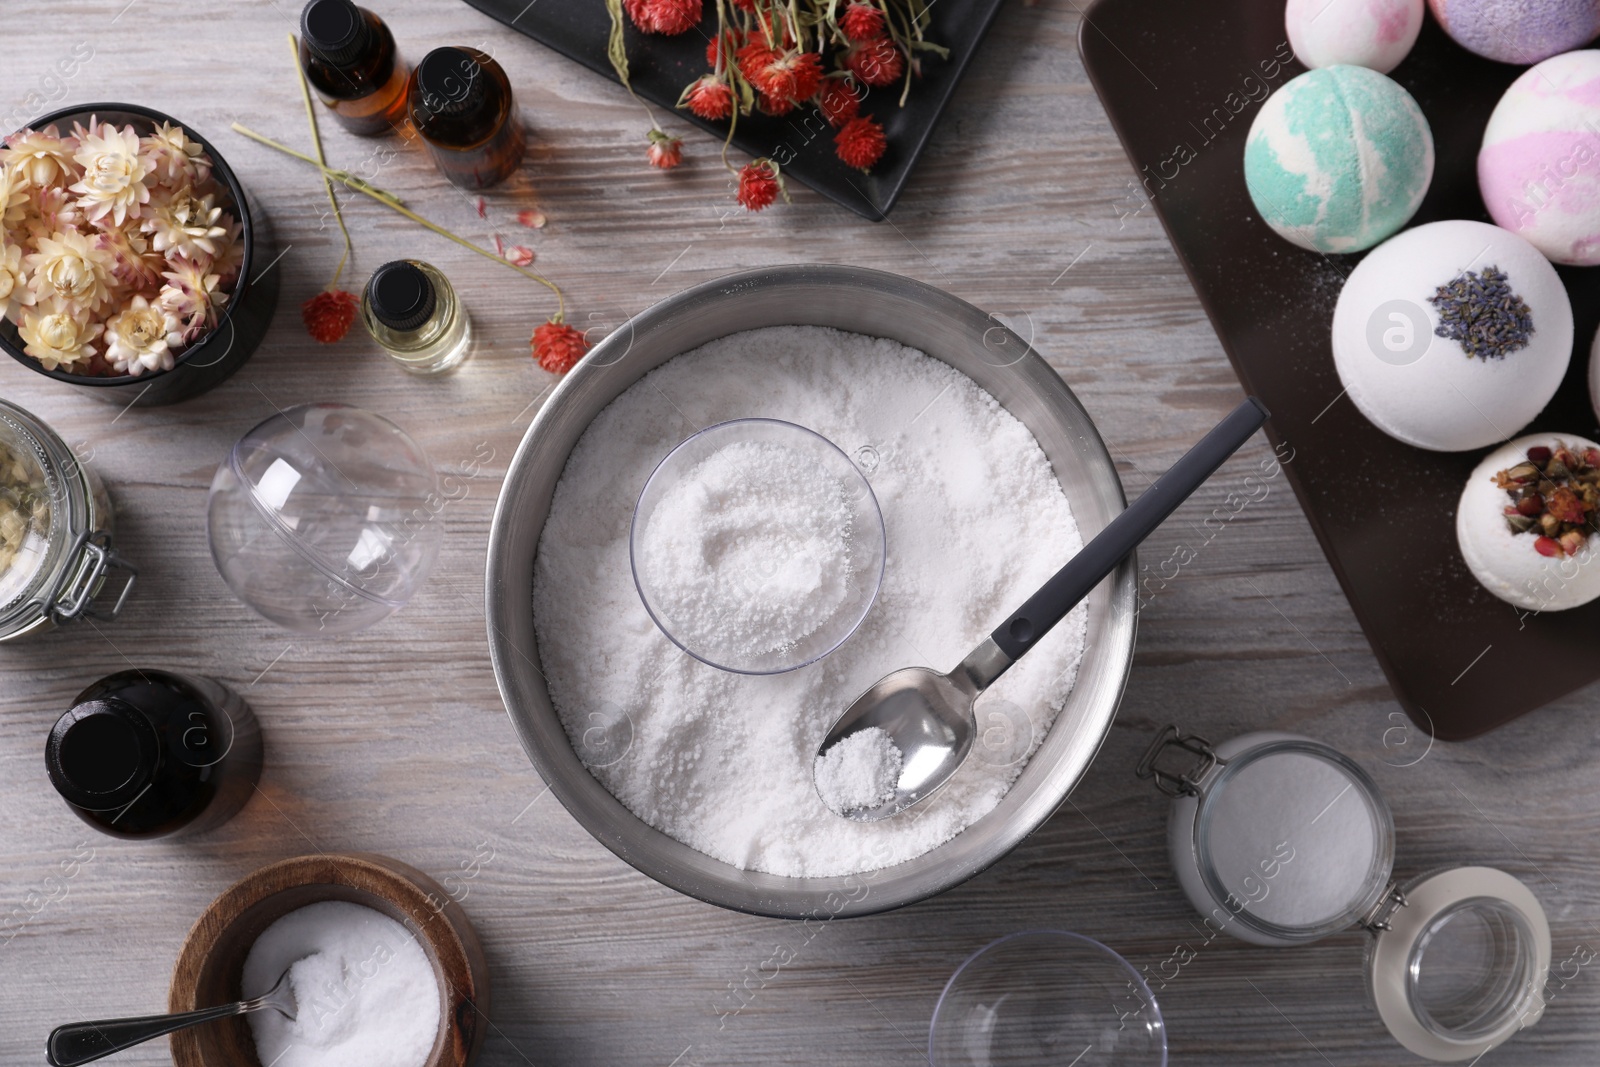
[460,0,1005,219]
[1081,0,1600,739]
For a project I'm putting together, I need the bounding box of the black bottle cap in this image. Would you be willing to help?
[46,698,159,812]
[367,261,437,332]
[301,0,372,67]
[415,47,489,118]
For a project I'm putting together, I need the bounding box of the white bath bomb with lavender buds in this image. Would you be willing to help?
[1286,0,1425,73]
[1331,221,1572,451]
[1457,434,1600,611]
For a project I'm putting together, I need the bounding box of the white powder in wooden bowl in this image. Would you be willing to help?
[242,900,439,1067]
[532,326,1088,877]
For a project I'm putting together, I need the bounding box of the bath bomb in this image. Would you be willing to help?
[1429,0,1600,64]
[1286,0,1425,72]
[1590,321,1600,422]
[1244,66,1434,253]
[1331,220,1573,451]
[1457,434,1600,611]
[1479,50,1600,266]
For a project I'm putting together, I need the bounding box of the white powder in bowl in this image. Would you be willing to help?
[532,326,1089,877]
[636,437,857,661]
[242,900,440,1067]
[814,726,904,814]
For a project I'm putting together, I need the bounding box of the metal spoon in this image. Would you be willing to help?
[47,965,298,1067]
[816,397,1270,820]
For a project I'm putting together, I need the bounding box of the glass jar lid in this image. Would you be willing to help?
[1194,738,1395,942]
[1367,866,1550,1061]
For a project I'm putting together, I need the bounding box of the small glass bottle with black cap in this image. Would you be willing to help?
[298,0,409,137]
[44,670,262,839]
[408,46,526,188]
[361,259,472,374]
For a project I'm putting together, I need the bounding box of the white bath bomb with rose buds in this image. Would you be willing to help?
[1479,50,1600,267]
[1331,221,1573,452]
[1457,434,1600,611]
[1286,0,1425,73]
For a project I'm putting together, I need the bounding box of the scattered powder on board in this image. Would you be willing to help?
[532,326,1089,878]
[814,727,904,814]
[636,438,856,660]
[242,900,440,1067]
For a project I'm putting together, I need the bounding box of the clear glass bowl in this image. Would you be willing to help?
[930,931,1167,1067]
[207,403,443,634]
[629,418,885,675]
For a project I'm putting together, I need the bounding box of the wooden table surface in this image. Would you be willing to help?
[3,2,1597,1065]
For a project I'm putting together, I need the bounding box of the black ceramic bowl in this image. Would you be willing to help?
[1,103,279,406]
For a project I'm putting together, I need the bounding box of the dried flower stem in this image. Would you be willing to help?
[289,33,354,290]
[230,122,566,317]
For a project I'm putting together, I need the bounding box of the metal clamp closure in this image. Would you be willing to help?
[1136,724,1222,797]
[1358,881,1409,932]
[46,531,138,624]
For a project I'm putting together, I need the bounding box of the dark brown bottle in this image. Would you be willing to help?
[299,0,410,136]
[45,670,262,839]
[409,46,526,189]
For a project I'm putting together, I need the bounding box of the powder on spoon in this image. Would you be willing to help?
[636,437,857,661]
[814,727,904,814]
[533,326,1089,878]
[242,900,440,1067]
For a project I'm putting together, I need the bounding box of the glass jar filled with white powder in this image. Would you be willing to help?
[1140,727,1552,1062]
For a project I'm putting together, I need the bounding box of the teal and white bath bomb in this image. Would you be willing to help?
[1244,66,1434,253]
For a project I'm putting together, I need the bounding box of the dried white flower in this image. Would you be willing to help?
[24,229,115,313]
[96,223,164,293]
[0,241,37,323]
[140,121,212,187]
[103,294,177,375]
[17,299,103,371]
[143,187,228,260]
[69,118,152,226]
[158,255,228,345]
[23,229,115,314]
[0,126,79,188]
[0,165,27,233]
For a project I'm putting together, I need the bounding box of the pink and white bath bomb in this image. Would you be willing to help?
[1286,0,1424,73]
[1429,0,1600,64]
[1479,50,1600,266]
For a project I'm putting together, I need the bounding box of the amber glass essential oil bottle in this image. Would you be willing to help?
[298,0,410,136]
[45,670,262,839]
[408,46,526,189]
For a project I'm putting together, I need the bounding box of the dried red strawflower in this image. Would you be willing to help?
[758,92,798,116]
[302,289,359,344]
[647,130,684,169]
[707,28,741,68]
[736,40,781,90]
[818,78,861,126]
[844,35,904,86]
[737,159,784,211]
[532,319,589,374]
[624,0,702,35]
[681,75,734,120]
[757,50,824,103]
[834,114,886,170]
[840,3,886,40]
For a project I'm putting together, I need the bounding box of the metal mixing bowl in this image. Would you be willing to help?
[486,265,1137,918]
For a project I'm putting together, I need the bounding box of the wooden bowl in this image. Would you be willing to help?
[168,853,488,1067]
